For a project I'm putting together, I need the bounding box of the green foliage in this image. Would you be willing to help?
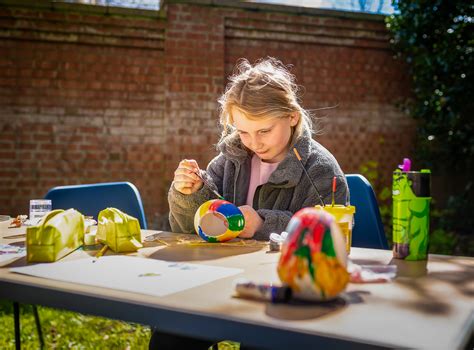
[386,0,473,256]
[217,341,241,350]
[0,300,151,349]
[429,206,459,255]
[386,0,473,171]
[359,161,393,246]
[429,229,457,253]
[0,300,241,350]
[430,184,474,256]
[358,160,473,255]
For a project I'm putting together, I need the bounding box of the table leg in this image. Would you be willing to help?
[33,305,44,348]
[13,302,20,350]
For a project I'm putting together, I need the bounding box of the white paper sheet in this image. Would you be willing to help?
[10,256,243,297]
[0,252,26,266]
[0,244,26,267]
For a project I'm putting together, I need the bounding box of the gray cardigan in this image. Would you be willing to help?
[168,130,349,240]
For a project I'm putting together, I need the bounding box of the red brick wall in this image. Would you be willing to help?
[0,1,413,228]
[0,4,167,226]
[223,10,414,187]
[162,2,225,180]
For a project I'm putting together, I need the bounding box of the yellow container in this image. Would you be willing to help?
[315,205,356,254]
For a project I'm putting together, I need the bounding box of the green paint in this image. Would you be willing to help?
[227,215,245,231]
[138,273,161,277]
[321,229,336,257]
[295,228,315,282]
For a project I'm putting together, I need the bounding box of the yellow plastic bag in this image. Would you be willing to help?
[96,208,142,252]
[27,209,85,263]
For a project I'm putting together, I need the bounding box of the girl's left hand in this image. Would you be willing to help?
[238,205,263,238]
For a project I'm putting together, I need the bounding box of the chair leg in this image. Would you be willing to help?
[32,305,45,349]
[13,302,20,350]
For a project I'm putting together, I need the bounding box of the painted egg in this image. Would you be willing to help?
[194,199,245,242]
[277,207,349,301]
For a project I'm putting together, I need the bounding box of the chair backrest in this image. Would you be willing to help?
[346,174,388,250]
[44,182,147,229]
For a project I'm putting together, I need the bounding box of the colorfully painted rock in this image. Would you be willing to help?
[277,207,349,301]
[194,199,245,242]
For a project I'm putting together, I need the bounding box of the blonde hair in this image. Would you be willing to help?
[217,57,313,150]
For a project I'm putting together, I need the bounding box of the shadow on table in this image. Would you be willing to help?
[263,290,371,321]
[388,256,474,315]
[147,244,262,262]
[264,296,347,321]
[350,258,387,266]
[390,258,428,278]
[2,256,27,268]
[429,259,474,298]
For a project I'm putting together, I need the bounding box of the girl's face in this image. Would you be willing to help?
[232,107,299,163]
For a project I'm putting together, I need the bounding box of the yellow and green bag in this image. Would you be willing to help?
[96,208,142,253]
[27,209,85,263]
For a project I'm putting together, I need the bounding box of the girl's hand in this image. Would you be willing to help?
[238,205,263,239]
[173,159,203,195]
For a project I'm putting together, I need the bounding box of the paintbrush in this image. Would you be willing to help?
[194,168,225,200]
[331,176,337,207]
[292,148,325,206]
[94,244,108,260]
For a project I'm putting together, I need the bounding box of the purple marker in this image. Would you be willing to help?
[234,278,292,303]
[398,158,411,172]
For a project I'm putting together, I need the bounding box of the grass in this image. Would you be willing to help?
[0,299,151,349]
[0,299,241,349]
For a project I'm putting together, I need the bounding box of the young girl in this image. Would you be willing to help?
[168,57,349,241]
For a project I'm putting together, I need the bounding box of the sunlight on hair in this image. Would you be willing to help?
[217,57,314,150]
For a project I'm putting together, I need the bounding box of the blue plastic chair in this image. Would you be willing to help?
[14,182,147,348]
[44,182,147,229]
[346,174,389,250]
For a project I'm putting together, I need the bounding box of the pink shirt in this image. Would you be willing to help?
[246,154,280,207]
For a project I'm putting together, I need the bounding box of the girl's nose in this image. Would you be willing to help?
[251,138,263,150]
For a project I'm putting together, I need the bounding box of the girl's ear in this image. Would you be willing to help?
[289,112,300,127]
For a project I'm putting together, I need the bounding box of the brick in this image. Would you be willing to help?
[0,2,413,230]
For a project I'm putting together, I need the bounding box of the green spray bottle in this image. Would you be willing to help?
[392,159,431,260]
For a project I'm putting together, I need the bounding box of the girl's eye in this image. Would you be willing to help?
[259,129,270,134]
